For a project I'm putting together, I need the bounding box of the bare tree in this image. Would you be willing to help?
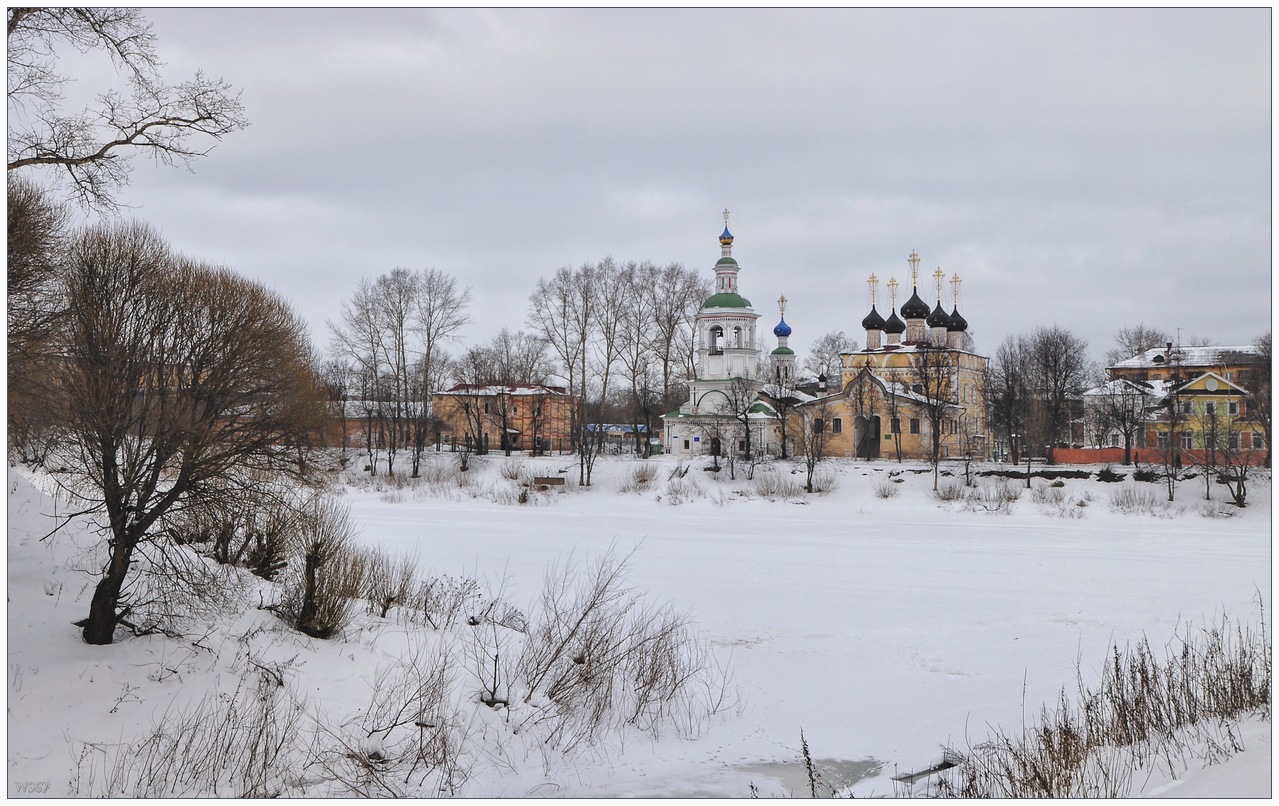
[1105,323,1170,367]
[800,397,834,493]
[912,346,956,490]
[58,221,325,644]
[988,335,1032,464]
[1094,378,1153,465]
[1028,326,1092,464]
[411,268,471,470]
[649,262,709,411]
[7,176,69,462]
[618,261,661,457]
[802,330,856,386]
[7,8,247,210]
[1250,331,1271,468]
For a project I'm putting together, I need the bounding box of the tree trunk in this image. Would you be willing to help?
[82,537,137,645]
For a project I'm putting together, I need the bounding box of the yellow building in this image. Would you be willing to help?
[796,252,988,461]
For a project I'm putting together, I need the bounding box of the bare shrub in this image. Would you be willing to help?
[364,548,419,619]
[345,639,471,796]
[512,548,735,753]
[417,576,485,630]
[934,481,964,501]
[874,478,900,499]
[277,496,366,639]
[662,476,702,505]
[1108,484,1182,517]
[934,609,1270,798]
[964,482,1020,514]
[809,466,838,494]
[75,665,311,797]
[499,459,525,482]
[618,462,659,494]
[752,470,804,501]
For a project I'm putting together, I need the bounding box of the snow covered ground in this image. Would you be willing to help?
[6,454,1272,797]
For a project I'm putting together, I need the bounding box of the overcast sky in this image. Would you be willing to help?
[47,8,1273,368]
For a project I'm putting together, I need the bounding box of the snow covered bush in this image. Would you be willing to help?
[1108,484,1183,517]
[933,480,964,501]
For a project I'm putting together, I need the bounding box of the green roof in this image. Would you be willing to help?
[771,346,795,355]
[715,257,738,266]
[703,292,753,309]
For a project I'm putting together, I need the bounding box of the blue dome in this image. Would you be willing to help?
[719,226,734,246]
[773,316,792,338]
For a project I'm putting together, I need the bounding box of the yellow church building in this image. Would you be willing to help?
[795,251,989,461]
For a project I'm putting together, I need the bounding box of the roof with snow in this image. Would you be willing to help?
[1109,344,1261,371]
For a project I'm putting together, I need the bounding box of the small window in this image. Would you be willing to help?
[1180,400,1192,415]
[483,401,491,414]
[909,418,921,434]
[1229,401,1239,416]
[683,439,690,450]
[1180,431,1194,450]
[1228,431,1240,449]
[512,405,518,416]
[890,417,901,434]
[1204,402,1216,416]
[832,418,843,434]
[814,418,825,433]
[1252,433,1265,449]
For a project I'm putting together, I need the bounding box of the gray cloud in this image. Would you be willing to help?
[68,7,1269,365]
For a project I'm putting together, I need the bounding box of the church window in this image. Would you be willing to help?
[733,326,742,348]
[909,418,921,434]
[831,418,842,434]
[709,326,723,354]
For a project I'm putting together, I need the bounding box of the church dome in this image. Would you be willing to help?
[900,288,930,319]
[861,305,885,330]
[773,316,792,338]
[719,226,734,247]
[947,306,968,332]
[703,291,753,309]
[883,308,906,334]
[927,301,950,328]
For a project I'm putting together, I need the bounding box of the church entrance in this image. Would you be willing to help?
[854,415,881,459]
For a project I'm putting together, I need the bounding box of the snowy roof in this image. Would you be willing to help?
[1109,344,1260,372]
[437,383,570,397]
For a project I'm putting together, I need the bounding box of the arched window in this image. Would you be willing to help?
[709,325,723,354]
[733,326,743,348]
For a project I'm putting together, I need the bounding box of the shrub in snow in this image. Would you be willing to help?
[1095,466,1125,483]
[933,481,964,502]
[277,496,365,639]
[808,467,838,494]
[751,470,804,500]
[964,482,1020,514]
[874,478,899,499]
[618,462,658,494]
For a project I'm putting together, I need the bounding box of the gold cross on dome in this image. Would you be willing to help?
[887,276,899,306]
[951,273,962,306]
[933,267,945,300]
[778,294,787,317]
[908,250,920,284]
[868,273,879,305]
[723,208,730,228]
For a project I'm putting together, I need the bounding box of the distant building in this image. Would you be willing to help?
[433,383,575,454]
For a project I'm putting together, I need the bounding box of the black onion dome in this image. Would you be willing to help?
[861,305,885,330]
[900,288,930,319]
[882,307,906,334]
[926,301,950,328]
[948,306,968,332]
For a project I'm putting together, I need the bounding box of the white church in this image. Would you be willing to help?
[661,212,803,457]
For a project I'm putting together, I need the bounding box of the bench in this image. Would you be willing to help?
[531,476,565,488]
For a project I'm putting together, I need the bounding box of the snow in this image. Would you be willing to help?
[6,455,1272,797]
